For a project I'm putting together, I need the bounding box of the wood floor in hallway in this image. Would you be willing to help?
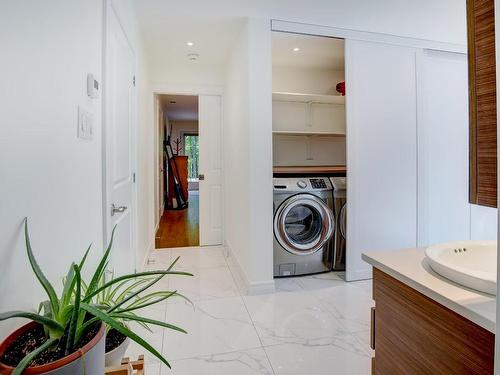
[155,193,199,249]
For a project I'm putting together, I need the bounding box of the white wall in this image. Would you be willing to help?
[416,49,498,246]
[224,18,274,293]
[471,205,498,240]
[150,63,225,87]
[0,0,104,339]
[0,0,150,339]
[224,21,251,286]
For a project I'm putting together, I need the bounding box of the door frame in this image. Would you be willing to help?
[102,0,138,269]
[150,83,225,247]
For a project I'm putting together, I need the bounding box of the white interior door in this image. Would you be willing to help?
[416,50,470,246]
[345,40,418,281]
[104,3,136,275]
[158,104,165,221]
[199,95,223,246]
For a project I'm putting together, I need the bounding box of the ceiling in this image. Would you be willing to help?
[159,95,198,121]
[134,1,244,67]
[133,1,461,77]
[272,32,344,70]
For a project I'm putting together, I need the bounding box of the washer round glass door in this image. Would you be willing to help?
[274,194,334,255]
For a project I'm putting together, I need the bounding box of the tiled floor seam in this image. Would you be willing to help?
[223,250,277,375]
[166,345,267,362]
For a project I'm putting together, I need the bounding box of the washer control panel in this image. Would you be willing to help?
[273,177,332,192]
[296,180,307,189]
[310,178,327,189]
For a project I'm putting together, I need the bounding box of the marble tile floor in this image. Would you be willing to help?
[126,246,374,375]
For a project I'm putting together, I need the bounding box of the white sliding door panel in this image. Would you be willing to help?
[199,95,223,246]
[416,50,470,246]
[345,40,417,281]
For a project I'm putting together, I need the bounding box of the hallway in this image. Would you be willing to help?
[155,193,199,248]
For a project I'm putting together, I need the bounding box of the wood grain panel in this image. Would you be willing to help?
[468,0,497,207]
[272,165,346,175]
[373,268,494,375]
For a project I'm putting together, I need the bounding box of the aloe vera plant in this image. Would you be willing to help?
[0,219,193,374]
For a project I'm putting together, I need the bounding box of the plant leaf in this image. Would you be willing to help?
[85,226,116,297]
[113,278,153,304]
[24,218,60,317]
[83,270,193,302]
[65,264,81,354]
[80,303,171,368]
[60,263,76,311]
[110,312,187,334]
[12,337,58,375]
[79,243,92,270]
[106,275,165,314]
[0,311,64,333]
[118,291,189,313]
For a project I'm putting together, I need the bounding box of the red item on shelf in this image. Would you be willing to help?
[336,81,346,96]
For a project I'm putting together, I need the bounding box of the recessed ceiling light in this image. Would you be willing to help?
[186,42,194,46]
[187,53,199,61]
[293,47,300,52]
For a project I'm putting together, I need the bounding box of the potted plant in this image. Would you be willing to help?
[87,268,189,366]
[0,219,192,374]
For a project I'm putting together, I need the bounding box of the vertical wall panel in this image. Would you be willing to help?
[416,50,471,246]
[345,40,417,281]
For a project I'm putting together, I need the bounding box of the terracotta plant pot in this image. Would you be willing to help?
[104,335,130,367]
[0,321,105,375]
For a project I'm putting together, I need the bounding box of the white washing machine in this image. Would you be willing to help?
[330,177,346,270]
[273,177,335,277]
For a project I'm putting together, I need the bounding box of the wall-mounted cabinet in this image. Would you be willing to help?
[272,92,346,135]
[467,0,497,208]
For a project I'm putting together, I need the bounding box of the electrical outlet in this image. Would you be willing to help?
[78,106,94,140]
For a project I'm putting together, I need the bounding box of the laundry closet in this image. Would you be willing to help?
[271,26,471,283]
[271,32,347,279]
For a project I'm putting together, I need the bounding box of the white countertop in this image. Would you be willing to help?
[362,247,496,333]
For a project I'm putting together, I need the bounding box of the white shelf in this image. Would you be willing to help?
[272,92,345,104]
[272,130,345,136]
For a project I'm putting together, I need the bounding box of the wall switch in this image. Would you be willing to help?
[78,106,94,140]
[87,74,99,99]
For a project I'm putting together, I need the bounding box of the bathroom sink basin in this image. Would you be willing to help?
[425,241,497,295]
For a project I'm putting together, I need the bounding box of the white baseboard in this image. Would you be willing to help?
[346,267,373,282]
[225,240,275,295]
[137,230,156,272]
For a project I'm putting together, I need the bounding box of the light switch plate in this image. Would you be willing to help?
[78,106,94,140]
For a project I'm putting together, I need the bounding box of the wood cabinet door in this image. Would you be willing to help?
[468,0,497,207]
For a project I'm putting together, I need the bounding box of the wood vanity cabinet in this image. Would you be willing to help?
[467,0,497,207]
[370,268,494,375]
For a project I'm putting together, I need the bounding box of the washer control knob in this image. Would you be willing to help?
[297,180,307,189]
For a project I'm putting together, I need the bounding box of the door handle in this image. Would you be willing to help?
[198,174,205,181]
[111,203,128,216]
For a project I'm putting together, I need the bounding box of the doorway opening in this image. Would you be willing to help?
[155,94,200,249]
